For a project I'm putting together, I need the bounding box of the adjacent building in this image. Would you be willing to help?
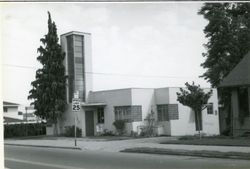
[47,31,220,137]
[3,101,23,121]
[3,101,43,125]
[219,52,250,136]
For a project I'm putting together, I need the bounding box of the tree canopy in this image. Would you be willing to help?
[177,82,212,137]
[28,12,67,128]
[198,3,250,87]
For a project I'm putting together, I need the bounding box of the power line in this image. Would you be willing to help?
[85,71,199,79]
[3,63,201,79]
[3,64,39,70]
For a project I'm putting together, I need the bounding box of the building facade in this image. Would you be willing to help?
[60,31,93,103]
[3,101,23,120]
[219,52,250,136]
[47,31,220,137]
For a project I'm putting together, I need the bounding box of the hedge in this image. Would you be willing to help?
[4,123,46,138]
[64,125,82,137]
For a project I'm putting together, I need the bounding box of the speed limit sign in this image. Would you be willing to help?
[72,98,81,112]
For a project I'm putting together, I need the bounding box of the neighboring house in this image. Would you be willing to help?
[47,31,220,137]
[3,102,43,125]
[3,101,23,120]
[23,106,43,123]
[219,52,250,136]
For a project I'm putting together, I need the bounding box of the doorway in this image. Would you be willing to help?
[85,111,94,136]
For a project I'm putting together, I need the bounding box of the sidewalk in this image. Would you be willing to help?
[5,136,250,159]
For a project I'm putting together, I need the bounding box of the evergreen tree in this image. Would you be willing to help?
[28,12,67,135]
[177,82,212,139]
[198,3,250,134]
[198,3,250,87]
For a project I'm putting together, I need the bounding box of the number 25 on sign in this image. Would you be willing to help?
[72,99,81,112]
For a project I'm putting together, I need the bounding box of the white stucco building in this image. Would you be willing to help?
[3,101,23,120]
[47,31,220,137]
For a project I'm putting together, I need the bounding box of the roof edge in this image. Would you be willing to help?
[60,31,91,37]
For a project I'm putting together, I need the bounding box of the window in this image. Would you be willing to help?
[75,57,83,64]
[157,105,169,121]
[74,35,83,42]
[114,106,142,122]
[157,104,179,121]
[207,103,214,114]
[97,108,104,123]
[168,104,179,120]
[18,111,23,115]
[3,107,7,112]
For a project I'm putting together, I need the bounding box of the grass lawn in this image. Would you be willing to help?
[161,136,250,147]
[121,147,250,160]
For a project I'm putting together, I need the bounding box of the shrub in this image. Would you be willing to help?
[100,129,115,136]
[140,110,156,137]
[64,125,82,137]
[221,128,231,136]
[4,123,46,138]
[113,120,125,135]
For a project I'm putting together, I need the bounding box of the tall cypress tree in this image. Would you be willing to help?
[28,12,67,135]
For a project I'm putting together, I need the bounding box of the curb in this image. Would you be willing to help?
[5,143,81,150]
[120,147,250,160]
[160,142,250,147]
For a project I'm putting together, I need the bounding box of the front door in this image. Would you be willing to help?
[85,111,94,136]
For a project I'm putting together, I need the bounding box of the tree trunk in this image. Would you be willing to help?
[195,111,201,139]
[53,121,58,136]
[53,112,58,136]
[197,112,201,139]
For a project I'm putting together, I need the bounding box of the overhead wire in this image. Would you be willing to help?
[3,63,201,79]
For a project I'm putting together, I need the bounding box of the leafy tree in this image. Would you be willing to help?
[177,82,212,138]
[198,3,250,133]
[198,3,250,87]
[28,12,67,135]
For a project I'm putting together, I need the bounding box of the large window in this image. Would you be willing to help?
[207,103,214,114]
[157,105,169,121]
[97,108,104,123]
[114,106,142,122]
[157,104,179,121]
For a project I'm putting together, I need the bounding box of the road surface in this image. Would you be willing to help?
[4,145,250,169]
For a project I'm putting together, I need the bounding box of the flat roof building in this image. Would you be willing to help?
[47,31,220,137]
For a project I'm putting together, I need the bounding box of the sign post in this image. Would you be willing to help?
[72,96,80,146]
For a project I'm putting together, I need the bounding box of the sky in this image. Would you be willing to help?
[1,2,210,105]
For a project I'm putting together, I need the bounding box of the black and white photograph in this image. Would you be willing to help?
[1,1,250,169]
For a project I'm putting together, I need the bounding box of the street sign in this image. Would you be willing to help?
[72,98,81,112]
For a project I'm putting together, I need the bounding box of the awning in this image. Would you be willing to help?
[81,102,106,107]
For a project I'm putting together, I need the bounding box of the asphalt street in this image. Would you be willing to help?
[4,145,250,169]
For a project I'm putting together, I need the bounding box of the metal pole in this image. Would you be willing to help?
[74,111,77,146]
[25,107,28,136]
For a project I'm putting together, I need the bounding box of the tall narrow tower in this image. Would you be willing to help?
[60,31,93,103]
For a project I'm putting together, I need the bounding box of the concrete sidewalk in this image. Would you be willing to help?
[4,136,250,154]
